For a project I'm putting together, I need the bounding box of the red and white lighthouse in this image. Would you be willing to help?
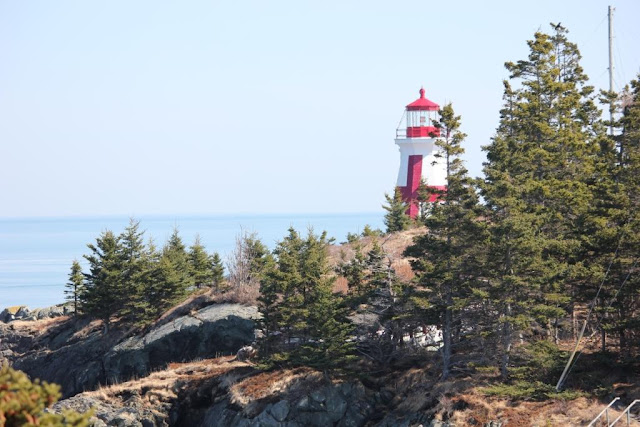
[395,88,447,218]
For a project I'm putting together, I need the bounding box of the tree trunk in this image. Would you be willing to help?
[442,301,452,380]
[500,304,512,380]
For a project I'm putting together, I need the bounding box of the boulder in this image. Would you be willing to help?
[15,306,31,319]
[269,400,290,423]
[32,304,67,320]
[0,306,27,323]
[104,304,260,382]
[236,345,257,362]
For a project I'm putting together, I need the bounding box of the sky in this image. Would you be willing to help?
[1,0,639,218]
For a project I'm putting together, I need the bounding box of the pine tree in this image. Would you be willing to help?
[404,103,486,379]
[480,24,599,377]
[81,230,122,333]
[65,260,85,316]
[382,188,411,233]
[188,234,214,288]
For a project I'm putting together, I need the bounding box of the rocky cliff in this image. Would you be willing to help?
[0,303,259,398]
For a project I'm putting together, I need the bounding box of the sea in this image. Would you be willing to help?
[0,213,384,310]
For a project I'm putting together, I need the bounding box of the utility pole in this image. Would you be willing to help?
[608,5,615,136]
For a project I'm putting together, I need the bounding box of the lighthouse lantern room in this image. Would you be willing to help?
[395,88,447,218]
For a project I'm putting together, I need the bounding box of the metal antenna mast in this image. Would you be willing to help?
[608,5,615,136]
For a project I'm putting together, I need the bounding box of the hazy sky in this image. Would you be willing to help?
[1,0,638,218]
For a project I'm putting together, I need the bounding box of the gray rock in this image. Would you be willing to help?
[0,306,28,323]
[338,400,373,427]
[236,345,257,361]
[13,303,260,398]
[269,400,290,422]
[32,304,66,320]
[292,411,335,427]
[251,410,280,427]
[15,306,31,319]
[310,389,327,403]
[325,389,348,422]
[104,304,260,382]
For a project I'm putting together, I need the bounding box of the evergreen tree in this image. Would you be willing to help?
[481,24,599,377]
[148,228,193,316]
[188,234,214,288]
[258,228,355,369]
[586,76,640,355]
[405,103,486,379]
[382,188,411,233]
[118,219,149,322]
[82,230,122,333]
[613,76,640,356]
[211,252,225,290]
[336,244,367,296]
[0,365,91,426]
[65,260,85,316]
[361,224,382,238]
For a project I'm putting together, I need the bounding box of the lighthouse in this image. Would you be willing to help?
[394,88,447,218]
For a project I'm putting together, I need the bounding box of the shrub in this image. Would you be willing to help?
[0,364,91,426]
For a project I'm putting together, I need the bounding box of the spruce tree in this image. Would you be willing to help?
[613,77,640,356]
[404,103,486,379]
[336,244,367,296]
[382,188,411,233]
[118,219,148,322]
[481,24,599,377]
[188,234,214,288]
[258,228,355,369]
[148,228,193,316]
[586,76,640,355]
[0,365,91,426]
[211,252,225,290]
[82,230,122,333]
[65,259,85,316]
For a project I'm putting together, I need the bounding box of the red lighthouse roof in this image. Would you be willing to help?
[406,88,439,111]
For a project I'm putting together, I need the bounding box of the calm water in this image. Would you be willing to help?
[0,213,384,310]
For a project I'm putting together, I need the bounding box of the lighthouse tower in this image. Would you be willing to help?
[395,88,447,218]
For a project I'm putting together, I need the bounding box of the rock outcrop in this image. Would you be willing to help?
[103,304,259,383]
[5,303,260,397]
[198,382,373,427]
[0,304,72,323]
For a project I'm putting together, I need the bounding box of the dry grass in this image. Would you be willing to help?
[212,285,260,306]
[9,315,70,334]
[439,391,640,426]
[333,276,349,294]
[156,288,217,326]
[328,228,425,288]
[229,367,322,406]
[87,356,247,407]
[328,228,425,266]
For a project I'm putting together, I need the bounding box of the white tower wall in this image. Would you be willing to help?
[394,137,446,187]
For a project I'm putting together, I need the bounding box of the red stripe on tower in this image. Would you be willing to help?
[400,155,423,218]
